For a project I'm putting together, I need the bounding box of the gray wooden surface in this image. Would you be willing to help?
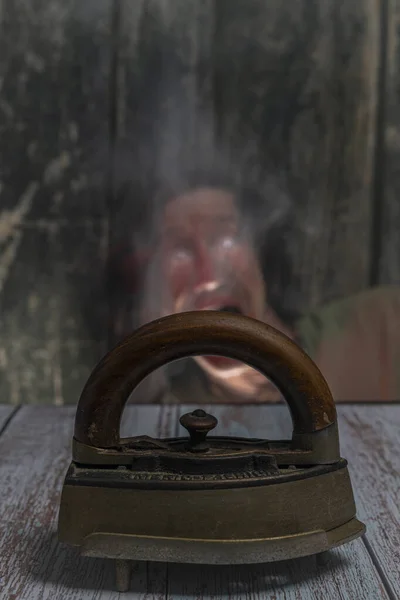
[339,405,400,599]
[0,405,18,431]
[0,404,398,599]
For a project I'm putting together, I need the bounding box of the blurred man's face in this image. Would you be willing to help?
[154,187,266,370]
[161,188,266,317]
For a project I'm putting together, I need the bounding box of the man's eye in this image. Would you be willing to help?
[170,248,193,263]
[218,237,237,250]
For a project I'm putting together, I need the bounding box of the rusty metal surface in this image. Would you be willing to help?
[59,463,358,544]
[57,311,365,593]
[81,519,365,565]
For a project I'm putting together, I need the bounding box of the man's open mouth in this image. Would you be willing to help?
[217,305,243,315]
[194,295,246,316]
[194,300,247,370]
[174,290,251,370]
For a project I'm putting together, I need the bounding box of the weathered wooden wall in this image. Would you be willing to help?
[379,0,400,284]
[0,0,111,404]
[0,0,398,404]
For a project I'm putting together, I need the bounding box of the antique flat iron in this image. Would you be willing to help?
[58,311,365,592]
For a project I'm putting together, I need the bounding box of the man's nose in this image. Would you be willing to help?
[193,242,215,288]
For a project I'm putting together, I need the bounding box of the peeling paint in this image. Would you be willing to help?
[0,182,38,294]
[68,122,79,142]
[70,174,88,193]
[0,100,14,119]
[0,231,22,294]
[53,362,63,406]
[53,191,64,208]
[0,181,38,244]
[26,219,60,234]
[28,294,39,314]
[25,51,45,72]
[9,366,20,405]
[43,152,71,185]
[0,348,7,368]
[27,142,38,158]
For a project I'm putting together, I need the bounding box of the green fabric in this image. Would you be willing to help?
[296,294,362,360]
[296,285,400,400]
[296,286,400,359]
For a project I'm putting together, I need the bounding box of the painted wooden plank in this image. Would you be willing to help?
[0,405,172,599]
[111,0,380,346]
[0,0,111,404]
[338,405,400,599]
[378,0,400,285]
[168,405,390,599]
[0,404,18,432]
[109,0,216,340]
[210,0,380,310]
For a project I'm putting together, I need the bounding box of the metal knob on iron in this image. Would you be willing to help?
[179,409,217,452]
[57,311,365,592]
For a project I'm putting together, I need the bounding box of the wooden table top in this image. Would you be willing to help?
[0,403,398,599]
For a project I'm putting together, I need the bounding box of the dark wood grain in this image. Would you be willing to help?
[110,0,217,339]
[213,0,380,311]
[0,0,389,407]
[379,0,400,285]
[112,0,381,340]
[0,405,172,599]
[0,0,112,404]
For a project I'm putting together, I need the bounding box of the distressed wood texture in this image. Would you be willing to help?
[112,0,380,339]
[0,0,111,405]
[110,0,217,339]
[338,405,400,599]
[0,0,391,405]
[172,404,399,600]
[1,404,398,598]
[0,404,172,599]
[379,0,400,284]
[210,0,380,311]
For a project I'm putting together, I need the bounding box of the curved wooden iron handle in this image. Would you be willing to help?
[74,311,336,448]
